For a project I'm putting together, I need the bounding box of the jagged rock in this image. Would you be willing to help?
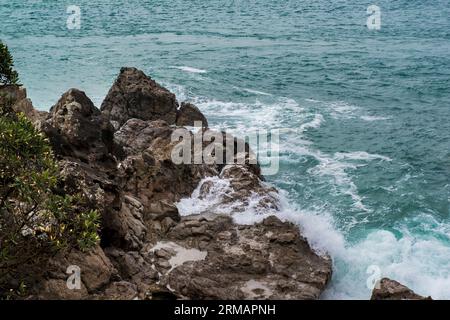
[101,67,178,128]
[104,248,159,297]
[115,118,218,209]
[112,195,147,250]
[38,245,115,299]
[145,215,332,300]
[176,102,208,127]
[219,165,279,212]
[101,281,138,300]
[56,159,131,251]
[46,89,115,164]
[215,130,261,177]
[0,85,43,123]
[146,200,181,223]
[61,245,115,292]
[371,278,432,300]
[143,284,179,300]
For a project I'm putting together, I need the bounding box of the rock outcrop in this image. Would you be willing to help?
[148,215,331,299]
[16,67,332,300]
[101,67,178,129]
[176,102,208,127]
[0,85,43,122]
[46,89,116,164]
[371,278,432,300]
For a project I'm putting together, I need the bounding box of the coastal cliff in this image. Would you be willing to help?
[2,67,332,300]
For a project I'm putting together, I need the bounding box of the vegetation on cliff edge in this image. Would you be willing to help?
[0,41,19,86]
[0,101,100,298]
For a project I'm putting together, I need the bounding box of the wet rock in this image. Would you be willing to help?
[371,278,432,300]
[101,67,178,128]
[143,284,179,300]
[115,118,218,211]
[219,165,279,212]
[146,215,332,300]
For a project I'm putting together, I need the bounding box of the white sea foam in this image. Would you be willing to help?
[334,151,392,162]
[172,66,207,74]
[326,101,389,123]
[322,227,450,300]
[308,152,369,212]
[299,114,324,133]
[360,115,390,122]
[177,176,234,216]
[171,85,450,300]
[242,88,272,96]
[177,177,450,300]
[328,101,360,119]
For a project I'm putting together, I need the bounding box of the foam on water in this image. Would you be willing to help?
[242,88,272,96]
[177,174,450,300]
[360,115,391,122]
[174,86,450,300]
[334,151,392,162]
[171,66,208,74]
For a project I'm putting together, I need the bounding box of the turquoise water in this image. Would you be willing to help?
[1,0,450,299]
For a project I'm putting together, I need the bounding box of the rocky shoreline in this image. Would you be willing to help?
[1,67,428,300]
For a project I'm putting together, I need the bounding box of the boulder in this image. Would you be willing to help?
[371,278,432,300]
[101,67,178,128]
[145,215,332,300]
[176,102,208,127]
[38,245,115,299]
[46,89,115,164]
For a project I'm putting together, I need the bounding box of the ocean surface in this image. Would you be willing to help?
[1,0,450,299]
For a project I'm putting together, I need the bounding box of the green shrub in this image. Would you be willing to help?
[0,102,100,297]
[0,41,19,86]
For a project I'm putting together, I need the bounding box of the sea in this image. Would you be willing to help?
[1,0,450,299]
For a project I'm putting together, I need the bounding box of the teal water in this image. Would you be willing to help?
[1,0,450,299]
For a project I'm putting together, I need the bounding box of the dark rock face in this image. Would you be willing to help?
[20,67,332,300]
[176,102,208,127]
[101,67,178,128]
[371,278,432,300]
[47,89,115,164]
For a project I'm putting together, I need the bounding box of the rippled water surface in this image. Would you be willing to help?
[1,0,450,299]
